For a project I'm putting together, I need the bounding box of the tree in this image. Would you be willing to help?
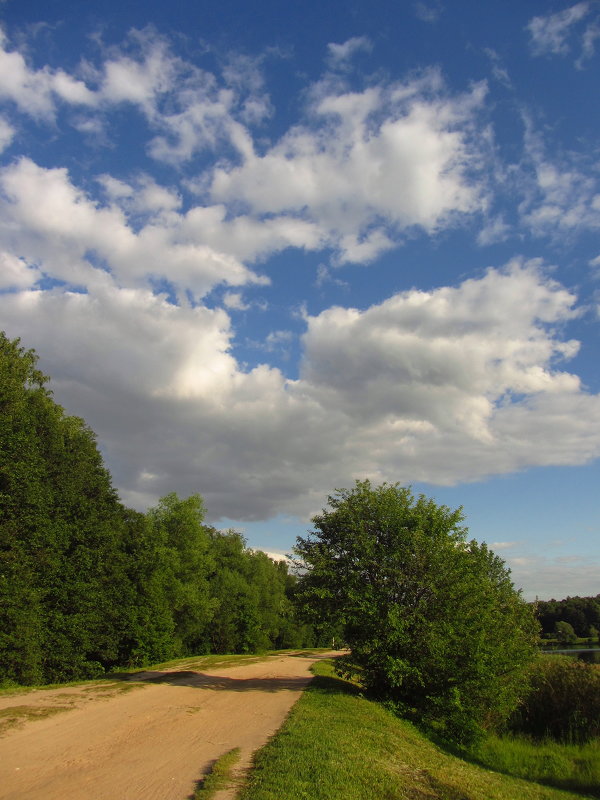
[146,493,216,656]
[294,480,539,744]
[555,620,577,645]
[0,332,173,682]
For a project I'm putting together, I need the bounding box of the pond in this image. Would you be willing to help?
[543,647,600,664]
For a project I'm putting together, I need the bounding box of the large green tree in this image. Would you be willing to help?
[0,333,172,682]
[146,493,216,656]
[294,480,539,744]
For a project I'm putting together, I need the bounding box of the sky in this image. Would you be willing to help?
[0,0,599,601]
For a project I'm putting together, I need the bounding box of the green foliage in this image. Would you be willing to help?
[240,659,582,800]
[0,331,364,687]
[554,620,577,644]
[536,594,600,638]
[0,332,141,683]
[146,493,215,656]
[509,655,600,743]
[474,733,600,797]
[295,480,539,745]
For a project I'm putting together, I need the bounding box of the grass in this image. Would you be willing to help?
[474,734,600,798]
[239,660,596,800]
[0,704,72,735]
[192,748,242,799]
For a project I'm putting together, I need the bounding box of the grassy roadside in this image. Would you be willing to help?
[192,748,242,799]
[239,660,596,800]
[474,734,600,797]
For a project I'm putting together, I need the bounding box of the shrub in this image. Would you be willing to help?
[510,655,600,742]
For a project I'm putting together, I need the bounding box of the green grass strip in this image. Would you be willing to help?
[239,660,595,800]
[474,734,600,797]
[193,747,242,799]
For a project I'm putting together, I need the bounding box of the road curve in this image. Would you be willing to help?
[0,652,336,800]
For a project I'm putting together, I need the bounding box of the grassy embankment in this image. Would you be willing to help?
[239,659,600,800]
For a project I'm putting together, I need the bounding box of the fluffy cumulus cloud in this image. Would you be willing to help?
[0,27,96,118]
[0,27,493,277]
[0,115,14,151]
[211,71,487,263]
[2,258,600,520]
[0,158,268,300]
[1,24,600,531]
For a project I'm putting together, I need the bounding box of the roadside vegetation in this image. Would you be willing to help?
[294,480,539,746]
[0,333,335,687]
[240,659,598,800]
[192,748,242,799]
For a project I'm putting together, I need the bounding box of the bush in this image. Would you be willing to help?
[510,655,600,743]
[295,480,539,746]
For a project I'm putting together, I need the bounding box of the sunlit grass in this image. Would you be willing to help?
[240,660,593,800]
[192,747,242,799]
[474,733,600,797]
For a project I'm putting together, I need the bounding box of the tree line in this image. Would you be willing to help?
[535,594,600,640]
[0,333,327,686]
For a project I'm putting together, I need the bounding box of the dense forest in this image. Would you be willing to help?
[535,595,600,638]
[0,333,328,686]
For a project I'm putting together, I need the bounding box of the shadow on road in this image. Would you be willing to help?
[110,669,313,692]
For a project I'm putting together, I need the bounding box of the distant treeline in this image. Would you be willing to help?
[535,595,600,638]
[0,333,330,686]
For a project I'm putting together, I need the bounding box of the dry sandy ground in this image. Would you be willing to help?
[0,652,335,800]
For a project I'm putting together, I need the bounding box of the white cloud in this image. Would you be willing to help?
[477,214,510,245]
[223,291,249,310]
[0,26,268,167]
[265,329,294,349]
[508,554,600,600]
[414,1,443,23]
[0,27,96,119]
[211,73,487,263]
[0,250,40,288]
[254,549,291,563]
[98,30,176,111]
[0,114,14,151]
[327,37,372,67]
[0,29,493,266]
[579,18,600,64]
[0,158,268,300]
[519,118,600,236]
[301,259,582,452]
[2,258,599,522]
[527,2,600,65]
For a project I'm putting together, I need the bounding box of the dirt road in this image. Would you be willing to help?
[0,652,334,800]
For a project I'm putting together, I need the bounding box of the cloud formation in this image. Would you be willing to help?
[527,2,600,65]
[2,258,598,521]
[519,118,600,235]
[0,22,599,551]
[211,72,487,263]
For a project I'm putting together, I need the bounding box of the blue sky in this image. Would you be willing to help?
[1,0,599,600]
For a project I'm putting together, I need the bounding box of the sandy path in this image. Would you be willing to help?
[0,652,334,800]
